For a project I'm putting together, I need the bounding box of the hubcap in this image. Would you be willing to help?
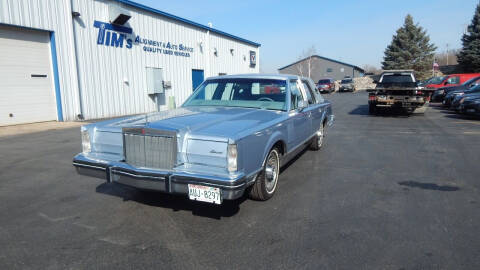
[317,125,324,147]
[265,150,279,194]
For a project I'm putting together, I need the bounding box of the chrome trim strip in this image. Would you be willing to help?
[72,162,106,171]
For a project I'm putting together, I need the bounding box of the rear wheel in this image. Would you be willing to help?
[369,103,377,114]
[310,123,325,151]
[248,147,281,201]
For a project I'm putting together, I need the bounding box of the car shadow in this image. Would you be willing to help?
[95,182,247,219]
[349,105,411,117]
[443,113,480,120]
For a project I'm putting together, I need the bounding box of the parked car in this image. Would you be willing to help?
[419,76,445,88]
[432,76,480,102]
[449,87,480,110]
[458,96,480,115]
[339,78,356,92]
[317,78,335,93]
[444,84,480,107]
[73,74,334,204]
[426,73,480,89]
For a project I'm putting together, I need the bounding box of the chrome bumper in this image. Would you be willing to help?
[73,153,247,200]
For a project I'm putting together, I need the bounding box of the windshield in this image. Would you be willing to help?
[428,76,445,84]
[463,76,480,86]
[183,78,287,111]
[381,74,414,83]
[466,84,480,93]
[341,79,353,83]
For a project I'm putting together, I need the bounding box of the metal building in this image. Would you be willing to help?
[0,0,260,126]
[278,55,364,82]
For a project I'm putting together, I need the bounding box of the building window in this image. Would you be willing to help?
[326,68,333,73]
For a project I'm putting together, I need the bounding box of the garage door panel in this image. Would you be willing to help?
[0,25,57,126]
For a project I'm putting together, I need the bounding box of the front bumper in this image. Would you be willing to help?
[73,153,248,200]
[432,92,445,102]
[459,103,480,114]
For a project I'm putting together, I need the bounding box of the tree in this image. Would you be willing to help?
[457,3,480,72]
[382,15,436,79]
[296,45,317,79]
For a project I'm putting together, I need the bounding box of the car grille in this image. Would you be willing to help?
[123,128,177,170]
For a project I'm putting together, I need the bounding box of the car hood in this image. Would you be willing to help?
[92,106,285,140]
[440,85,467,92]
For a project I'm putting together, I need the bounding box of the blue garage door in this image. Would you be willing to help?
[192,69,204,91]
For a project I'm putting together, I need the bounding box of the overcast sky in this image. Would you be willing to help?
[136,0,479,73]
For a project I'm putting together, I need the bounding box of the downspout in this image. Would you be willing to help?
[70,0,85,120]
[205,23,212,77]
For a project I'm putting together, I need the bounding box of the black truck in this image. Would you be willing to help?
[368,70,434,114]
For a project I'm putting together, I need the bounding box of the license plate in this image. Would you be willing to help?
[188,184,222,204]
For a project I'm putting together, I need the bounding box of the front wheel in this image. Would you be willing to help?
[248,147,281,201]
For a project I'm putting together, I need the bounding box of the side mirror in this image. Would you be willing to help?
[298,100,307,111]
[444,81,448,85]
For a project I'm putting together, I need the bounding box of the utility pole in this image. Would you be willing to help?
[446,43,449,65]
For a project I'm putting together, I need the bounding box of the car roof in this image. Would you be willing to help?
[207,73,300,81]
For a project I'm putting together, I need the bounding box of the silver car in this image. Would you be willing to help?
[73,74,334,204]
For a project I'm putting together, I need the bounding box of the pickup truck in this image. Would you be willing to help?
[368,70,434,114]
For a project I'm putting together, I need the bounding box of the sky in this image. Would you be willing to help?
[135,0,479,73]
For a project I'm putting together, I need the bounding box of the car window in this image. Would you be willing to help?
[290,80,304,110]
[185,79,287,111]
[302,80,316,105]
[318,79,331,84]
[446,76,460,84]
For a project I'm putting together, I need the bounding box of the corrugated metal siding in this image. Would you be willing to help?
[0,0,81,121]
[0,0,260,121]
[72,0,259,120]
[279,56,359,81]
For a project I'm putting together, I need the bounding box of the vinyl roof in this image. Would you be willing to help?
[114,0,261,47]
[278,55,364,72]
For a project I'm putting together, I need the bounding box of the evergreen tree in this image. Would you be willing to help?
[457,3,480,72]
[382,15,436,79]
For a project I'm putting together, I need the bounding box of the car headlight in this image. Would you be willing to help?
[437,90,444,94]
[81,129,91,153]
[227,144,237,172]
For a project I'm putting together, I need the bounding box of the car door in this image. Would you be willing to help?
[300,79,321,136]
[287,79,310,149]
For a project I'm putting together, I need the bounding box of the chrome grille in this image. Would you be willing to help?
[123,128,177,170]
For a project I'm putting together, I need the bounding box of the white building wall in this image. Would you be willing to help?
[0,0,260,121]
[72,0,260,120]
[0,0,81,121]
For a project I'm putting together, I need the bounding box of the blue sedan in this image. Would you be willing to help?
[73,74,334,204]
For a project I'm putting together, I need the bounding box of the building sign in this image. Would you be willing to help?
[93,20,193,57]
[249,50,256,66]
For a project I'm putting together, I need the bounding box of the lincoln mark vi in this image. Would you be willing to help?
[73,74,334,204]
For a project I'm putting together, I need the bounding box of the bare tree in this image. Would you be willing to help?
[435,49,459,66]
[362,64,382,75]
[296,45,317,78]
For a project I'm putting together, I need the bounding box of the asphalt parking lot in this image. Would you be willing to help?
[1,91,479,269]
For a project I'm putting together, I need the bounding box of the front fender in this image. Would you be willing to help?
[261,130,286,166]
